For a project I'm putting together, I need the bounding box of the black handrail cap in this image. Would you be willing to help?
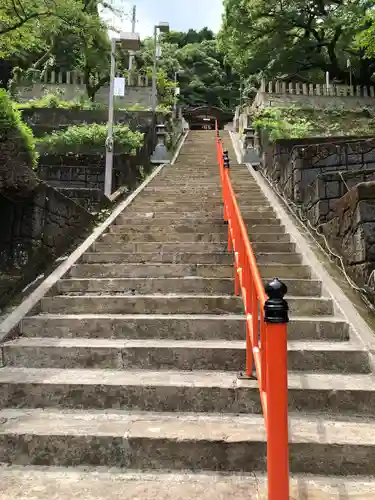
[265,278,288,299]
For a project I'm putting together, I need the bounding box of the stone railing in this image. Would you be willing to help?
[15,70,153,105]
[252,79,375,110]
[0,182,94,308]
[259,79,375,97]
[17,70,151,87]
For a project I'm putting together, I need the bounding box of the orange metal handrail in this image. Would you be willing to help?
[215,121,290,500]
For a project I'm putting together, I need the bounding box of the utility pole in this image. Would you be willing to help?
[128,5,136,72]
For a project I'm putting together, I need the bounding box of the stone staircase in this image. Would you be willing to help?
[1,130,375,498]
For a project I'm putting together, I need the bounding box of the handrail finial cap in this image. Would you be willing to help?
[264,278,289,324]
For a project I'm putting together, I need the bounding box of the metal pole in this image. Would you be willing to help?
[104,38,116,198]
[152,25,158,114]
[173,71,178,117]
[128,5,136,72]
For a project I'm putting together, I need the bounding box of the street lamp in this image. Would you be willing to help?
[152,22,170,113]
[104,32,141,198]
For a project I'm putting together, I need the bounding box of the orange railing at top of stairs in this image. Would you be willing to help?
[215,121,290,500]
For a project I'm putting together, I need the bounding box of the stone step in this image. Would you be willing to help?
[0,368,373,415]
[80,252,302,265]
[3,338,368,373]
[69,263,310,279]
[108,223,285,236]
[113,217,281,227]
[41,295,244,315]
[40,295,333,316]
[2,467,375,500]
[142,186,261,194]
[21,314,349,341]
[0,409,374,474]
[93,241,296,254]
[130,202,269,211]
[119,210,276,219]
[100,231,290,244]
[57,277,321,296]
[139,197,267,205]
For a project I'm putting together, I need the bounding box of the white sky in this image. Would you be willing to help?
[103,0,224,39]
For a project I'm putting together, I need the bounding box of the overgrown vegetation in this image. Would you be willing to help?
[15,94,102,110]
[0,88,39,198]
[0,89,38,167]
[251,105,375,142]
[36,123,144,154]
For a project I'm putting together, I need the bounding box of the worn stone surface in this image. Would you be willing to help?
[2,467,375,500]
[21,314,348,341]
[0,130,372,488]
[2,338,369,373]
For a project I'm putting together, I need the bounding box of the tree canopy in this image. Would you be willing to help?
[218,0,375,88]
[0,0,115,97]
[134,28,239,109]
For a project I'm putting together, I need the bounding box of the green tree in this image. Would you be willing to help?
[218,0,375,85]
[134,29,239,109]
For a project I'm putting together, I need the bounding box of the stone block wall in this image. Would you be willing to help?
[304,169,375,225]
[254,131,375,295]
[322,182,375,288]
[57,188,111,213]
[277,138,375,203]
[0,182,94,307]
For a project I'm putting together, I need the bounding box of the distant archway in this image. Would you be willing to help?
[182,105,233,130]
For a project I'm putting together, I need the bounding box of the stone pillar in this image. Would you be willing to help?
[150,123,172,164]
[243,127,261,165]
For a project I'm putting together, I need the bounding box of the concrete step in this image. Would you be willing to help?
[3,338,368,373]
[2,467,375,500]
[119,209,276,220]
[21,314,349,342]
[130,202,271,212]
[142,187,262,194]
[0,368,373,415]
[113,217,282,228]
[40,295,244,315]
[80,252,302,265]
[56,277,321,296]
[100,232,291,244]
[40,294,333,316]
[108,223,284,235]
[92,241,296,254]
[69,263,310,279]
[0,409,374,474]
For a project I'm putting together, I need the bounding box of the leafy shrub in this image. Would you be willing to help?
[0,89,39,198]
[251,105,375,141]
[252,107,314,141]
[36,123,144,155]
[17,93,101,110]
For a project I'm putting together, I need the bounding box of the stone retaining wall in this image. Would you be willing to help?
[305,169,375,225]
[322,182,375,288]
[0,182,94,308]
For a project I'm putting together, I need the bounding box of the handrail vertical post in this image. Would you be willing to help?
[264,278,289,500]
